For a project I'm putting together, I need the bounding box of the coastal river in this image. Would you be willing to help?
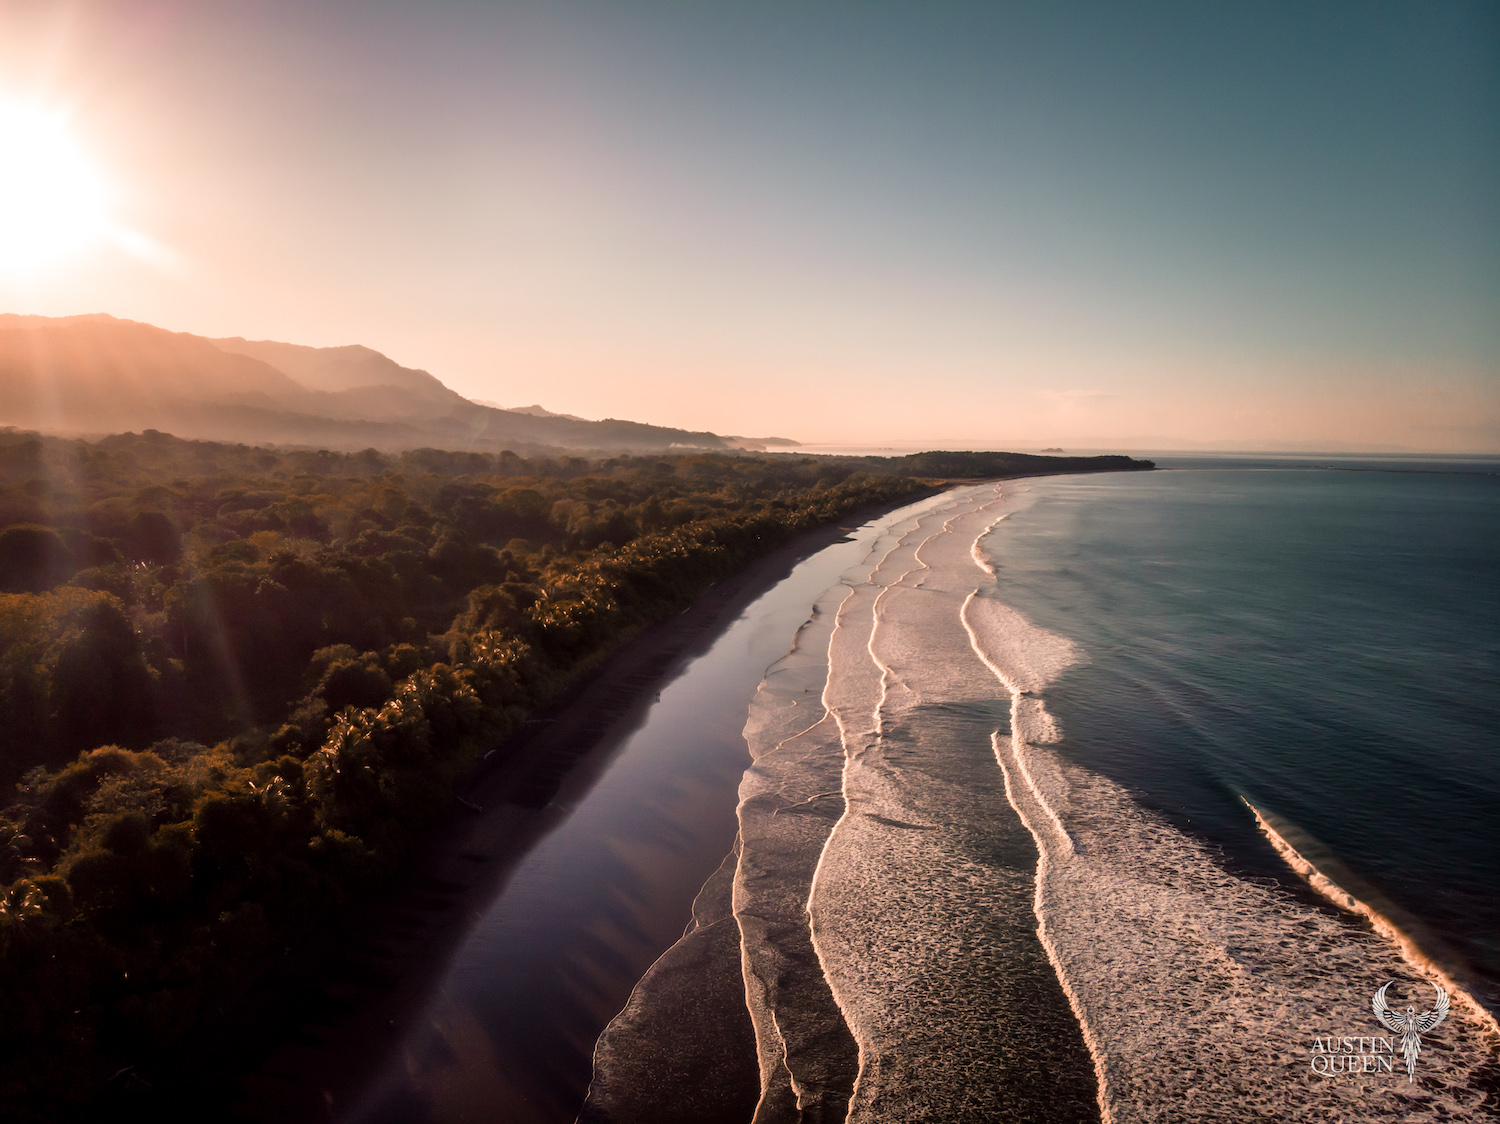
[355,468,1500,1124]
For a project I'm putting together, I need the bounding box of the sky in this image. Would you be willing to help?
[0,1,1496,452]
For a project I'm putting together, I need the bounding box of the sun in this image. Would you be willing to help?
[0,99,112,278]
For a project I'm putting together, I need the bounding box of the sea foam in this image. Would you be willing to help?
[586,481,1500,1124]
[962,487,1500,1123]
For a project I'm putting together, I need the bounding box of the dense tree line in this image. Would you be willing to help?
[0,429,937,1118]
[858,449,1152,478]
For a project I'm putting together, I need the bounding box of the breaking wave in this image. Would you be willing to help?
[584,483,1500,1124]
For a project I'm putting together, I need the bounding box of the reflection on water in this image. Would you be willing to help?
[347,503,936,1124]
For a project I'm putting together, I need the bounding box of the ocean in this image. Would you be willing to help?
[977,463,1500,1006]
[353,461,1500,1123]
[587,462,1500,1123]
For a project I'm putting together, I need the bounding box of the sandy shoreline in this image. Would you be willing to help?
[227,487,945,1122]
[580,484,1099,1124]
[578,472,1500,1124]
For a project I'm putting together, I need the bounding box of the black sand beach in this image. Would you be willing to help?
[233,489,942,1123]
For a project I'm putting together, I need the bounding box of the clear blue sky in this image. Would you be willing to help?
[2,1,1495,450]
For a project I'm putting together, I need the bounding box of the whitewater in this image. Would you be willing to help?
[584,482,1500,1123]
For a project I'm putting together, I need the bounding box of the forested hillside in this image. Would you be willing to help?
[0,315,730,453]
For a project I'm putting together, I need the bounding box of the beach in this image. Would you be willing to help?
[247,466,1500,1123]
[586,472,1500,1123]
[236,488,943,1122]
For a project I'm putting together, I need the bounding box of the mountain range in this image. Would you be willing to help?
[0,314,792,454]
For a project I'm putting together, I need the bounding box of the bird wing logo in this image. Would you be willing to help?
[1372,981,1449,1082]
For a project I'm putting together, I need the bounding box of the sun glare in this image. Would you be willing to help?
[0,99,112,278]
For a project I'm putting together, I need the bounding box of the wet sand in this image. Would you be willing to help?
[577,474,1500,1124]
[584,486,1099,1124]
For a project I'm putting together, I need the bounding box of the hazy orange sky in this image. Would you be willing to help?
[1,1,1495,452]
